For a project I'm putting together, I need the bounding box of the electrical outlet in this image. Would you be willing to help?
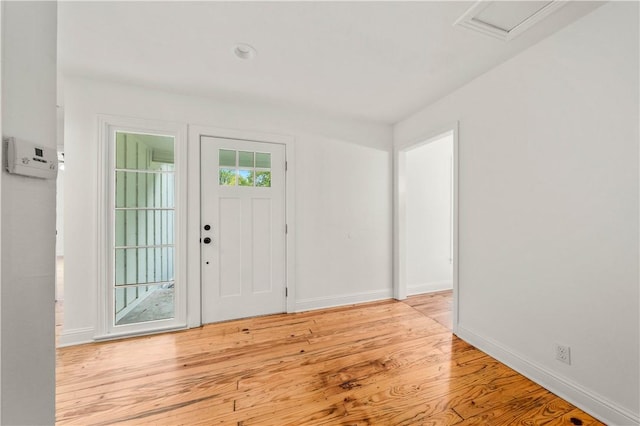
[556,344,571,365]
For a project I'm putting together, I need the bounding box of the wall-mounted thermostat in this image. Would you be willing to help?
[4,137,58,179]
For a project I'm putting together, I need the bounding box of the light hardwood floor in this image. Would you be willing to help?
[56,292,603,425]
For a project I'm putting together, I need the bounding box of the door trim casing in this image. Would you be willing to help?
[187,125,296,327]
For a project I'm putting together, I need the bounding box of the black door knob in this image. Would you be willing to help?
[204,224,211,231]
[203,237,212,244]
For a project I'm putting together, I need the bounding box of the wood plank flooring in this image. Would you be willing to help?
[56,291,603,425]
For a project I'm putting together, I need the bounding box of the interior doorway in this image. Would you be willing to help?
[395,124,459,332]
[405,133,453,295]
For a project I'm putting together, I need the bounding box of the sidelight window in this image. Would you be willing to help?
[113,132,176,326]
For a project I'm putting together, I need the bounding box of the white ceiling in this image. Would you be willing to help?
[58,1,602,124]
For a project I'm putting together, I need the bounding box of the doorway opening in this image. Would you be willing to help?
[406,132,453,295]
[395,125,458,332]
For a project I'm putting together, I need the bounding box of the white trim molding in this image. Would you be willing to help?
[456,326,640,426]
[295,289,393,312]
[58,327,95,348]
[407,281,453,296]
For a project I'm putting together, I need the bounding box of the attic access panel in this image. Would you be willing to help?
[454,1,567,41]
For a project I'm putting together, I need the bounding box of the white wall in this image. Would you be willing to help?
[405,134,453,294]
[395,3,639,424]
[1,1,57,424]
[56,167,64,257]
[0,2,4,419]
[56,106,65,258]
[62,76,393,344]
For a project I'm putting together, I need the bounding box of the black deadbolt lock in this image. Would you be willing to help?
[204,224,211,231]
[203,237,212,244]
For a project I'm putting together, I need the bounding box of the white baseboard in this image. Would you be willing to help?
[58,327,95,348]
[407,280,452,296]
[294,289,393,312]
[456,325,639,426]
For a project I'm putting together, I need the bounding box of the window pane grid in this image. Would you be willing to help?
[115,207,174,211]
[114,169,175,174]
[115,171,175,208]
[115,281,174,289]
[113,132,176,325]
[114,244,174,249]
[114,247,175,285]
[218,149,271,187]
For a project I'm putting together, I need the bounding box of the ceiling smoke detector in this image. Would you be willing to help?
[233,43,257,60]
[454,1,567,41]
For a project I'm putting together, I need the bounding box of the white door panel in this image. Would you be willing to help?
[201,136,286,323]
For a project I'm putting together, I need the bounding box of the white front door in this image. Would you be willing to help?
[200,136,286,323]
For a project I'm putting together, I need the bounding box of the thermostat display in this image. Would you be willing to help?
[4,137,58,179]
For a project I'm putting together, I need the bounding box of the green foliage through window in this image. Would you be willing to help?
[219,168,237,186]
[255,171,271,187]
[219,149,271,187]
